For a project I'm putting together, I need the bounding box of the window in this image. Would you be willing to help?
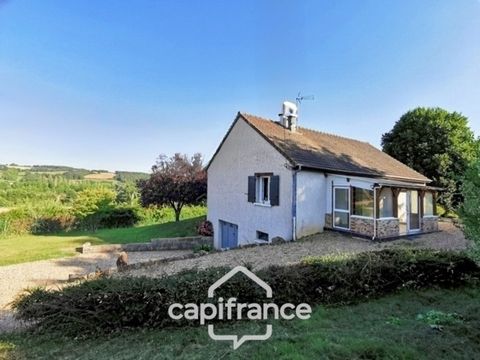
[248,174,280,206]
[256,176,270,204]
[256,231,269,241]
[353,187,374,217]
[334,187,350,229]
[424,192,434,216]
[379,188,393,218]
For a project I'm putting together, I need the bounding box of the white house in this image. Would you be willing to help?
[207,104,439,249]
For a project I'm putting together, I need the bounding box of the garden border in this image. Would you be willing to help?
[76,236,213,253]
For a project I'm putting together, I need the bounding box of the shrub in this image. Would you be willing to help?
[416,310,463,326]
[197,220,213,236]
[0,208,35,235]
[193,244,213,253]
[31,215,77,234]
[13,249,480,336]
[137,205,207,225]
[100,207,140,228]
[73,188,116,231]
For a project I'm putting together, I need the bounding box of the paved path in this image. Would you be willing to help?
[0,249,190,332]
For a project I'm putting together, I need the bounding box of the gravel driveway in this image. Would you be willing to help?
[120,221,470,279]
[0,249,190,332]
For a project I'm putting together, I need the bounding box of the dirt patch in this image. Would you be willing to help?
[84,172,115,180]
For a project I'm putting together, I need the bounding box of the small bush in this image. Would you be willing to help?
[416,310,463,326]
[13,249,480,336]
[100,207,140,228]
[193,244,213,253]
[197,220,213,236]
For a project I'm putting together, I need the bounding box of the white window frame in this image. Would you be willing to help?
[333,186,350,230]
[255,175,270,205]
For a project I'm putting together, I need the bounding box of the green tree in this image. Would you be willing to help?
[382,107,478,210]
[115,181,139,205]
[460,160,480,243]
[73,188,116,231]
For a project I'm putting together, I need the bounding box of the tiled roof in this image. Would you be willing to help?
[240,112,430,183]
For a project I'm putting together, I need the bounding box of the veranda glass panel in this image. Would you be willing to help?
[334,211,349,228]
[424,192,434,216]
[334,188,349,210]
[379,188,393,218]
[353,187,374,217]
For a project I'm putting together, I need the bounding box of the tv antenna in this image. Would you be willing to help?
[295,92,314,106]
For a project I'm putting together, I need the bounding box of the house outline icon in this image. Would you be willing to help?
[207,265,273,349]
[208,265,272,298]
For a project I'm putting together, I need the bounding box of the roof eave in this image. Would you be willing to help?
[297,165,430,184]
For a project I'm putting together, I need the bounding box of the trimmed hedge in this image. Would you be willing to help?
[13,249,480,336]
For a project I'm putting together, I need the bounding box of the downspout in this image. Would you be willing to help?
[292,165,302,241]
[372,184,382,240]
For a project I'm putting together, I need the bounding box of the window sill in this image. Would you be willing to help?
[350,215,374,220]
[254,202,271,208]
[423,215,438,218]
[255,239,269,244]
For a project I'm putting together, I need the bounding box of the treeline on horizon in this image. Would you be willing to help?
[0,165,187,236]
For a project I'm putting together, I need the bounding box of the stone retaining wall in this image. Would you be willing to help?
[325,213,332,229]
[350,216,374,237]
[376,218,400,238]
[77,236,213,254]
[421,216,439,233]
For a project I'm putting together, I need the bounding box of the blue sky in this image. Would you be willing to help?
[1,0,479,172]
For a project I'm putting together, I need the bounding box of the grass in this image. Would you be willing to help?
[1,286,479,359]
[0,216,204,266]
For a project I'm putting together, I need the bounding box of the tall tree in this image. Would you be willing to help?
[460,159,480,244]
[382,107,478,210]
[138,153,207,221]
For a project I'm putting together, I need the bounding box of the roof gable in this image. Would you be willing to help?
[206,112,290,171]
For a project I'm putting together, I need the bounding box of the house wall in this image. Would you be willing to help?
[207,118,293,248]
[295,170,327,238]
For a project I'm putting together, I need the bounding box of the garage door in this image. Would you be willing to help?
[220,220,238,249]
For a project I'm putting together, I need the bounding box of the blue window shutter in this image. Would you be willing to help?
[248,176,256,203]
[270,175,280,206]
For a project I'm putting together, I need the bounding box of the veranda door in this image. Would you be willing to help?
[333,187,350,230]
[398,190,420,234]
[407,190,420,232]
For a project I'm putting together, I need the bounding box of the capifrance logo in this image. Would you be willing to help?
[168,266,312,349]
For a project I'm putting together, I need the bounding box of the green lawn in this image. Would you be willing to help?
[1,286,479,359]
[0,216,204,266]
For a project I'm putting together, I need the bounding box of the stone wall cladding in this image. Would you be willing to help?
[325,213,333,229]
[421,217,439,233]
[376,218,400,238]
[78,236,213,254]
[350,216,374,237]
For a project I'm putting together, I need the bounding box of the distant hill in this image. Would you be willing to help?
[0,164,149,182]
[114,171,150,182]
